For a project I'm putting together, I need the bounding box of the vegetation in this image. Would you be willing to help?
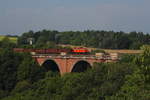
[18,30,150,49]
[91,49,106,54]
[0,35,18,44]
[0,30,149,100]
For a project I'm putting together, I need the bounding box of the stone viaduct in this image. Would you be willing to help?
[33,54,118,75]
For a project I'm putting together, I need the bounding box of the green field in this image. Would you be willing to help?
[0,35,18,43]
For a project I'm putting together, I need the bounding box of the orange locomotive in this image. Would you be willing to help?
[71,47,90,55]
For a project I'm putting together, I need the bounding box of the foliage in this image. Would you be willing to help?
[0,35,17,44]
[17,53,45,82]
[91,49,105,54]
[119,54,137,63]
[1,62,135,100]
[107,45,150,100]
[0,37,16,48]
[0,48,45,99]
[0,48,21,92]
[11,80,31,95]
[18,30,150,49]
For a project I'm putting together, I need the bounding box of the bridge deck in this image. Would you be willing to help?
[32,54,119,60]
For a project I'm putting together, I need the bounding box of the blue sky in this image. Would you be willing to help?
[0,0,150,35]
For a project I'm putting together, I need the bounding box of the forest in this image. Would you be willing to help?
[18,30,150,49]
[0,30,149,100]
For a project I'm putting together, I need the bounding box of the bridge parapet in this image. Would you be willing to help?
[32,54,119,61]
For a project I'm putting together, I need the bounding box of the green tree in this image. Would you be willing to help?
[17,54,45,82]
[11,80,31,95]
[0,48,21,92]
[0,37,16,48]
[108,45,150,100]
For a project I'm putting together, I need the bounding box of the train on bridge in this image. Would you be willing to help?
[13,48,90,55]
[13,48,120,61]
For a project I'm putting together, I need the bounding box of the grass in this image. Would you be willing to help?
[0,35,18,43]
[101,49,142,54]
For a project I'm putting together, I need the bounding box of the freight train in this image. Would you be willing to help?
[13,48,90,55]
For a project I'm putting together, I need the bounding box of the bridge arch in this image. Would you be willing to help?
[42,59,60,72]
[71,60,91,72]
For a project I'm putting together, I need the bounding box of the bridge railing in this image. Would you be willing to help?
[32,53,120,61]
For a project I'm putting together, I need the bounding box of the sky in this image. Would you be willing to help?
[0,0,150,35]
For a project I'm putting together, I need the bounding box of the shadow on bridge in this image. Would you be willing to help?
[42,60,60,73]
[42,60,91,74]
[71,61,91,72]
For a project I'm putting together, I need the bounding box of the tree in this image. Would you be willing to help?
[0,48,21,92]
[108,45,150,100]
[0,37,16,48]
[17,54,45,82]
